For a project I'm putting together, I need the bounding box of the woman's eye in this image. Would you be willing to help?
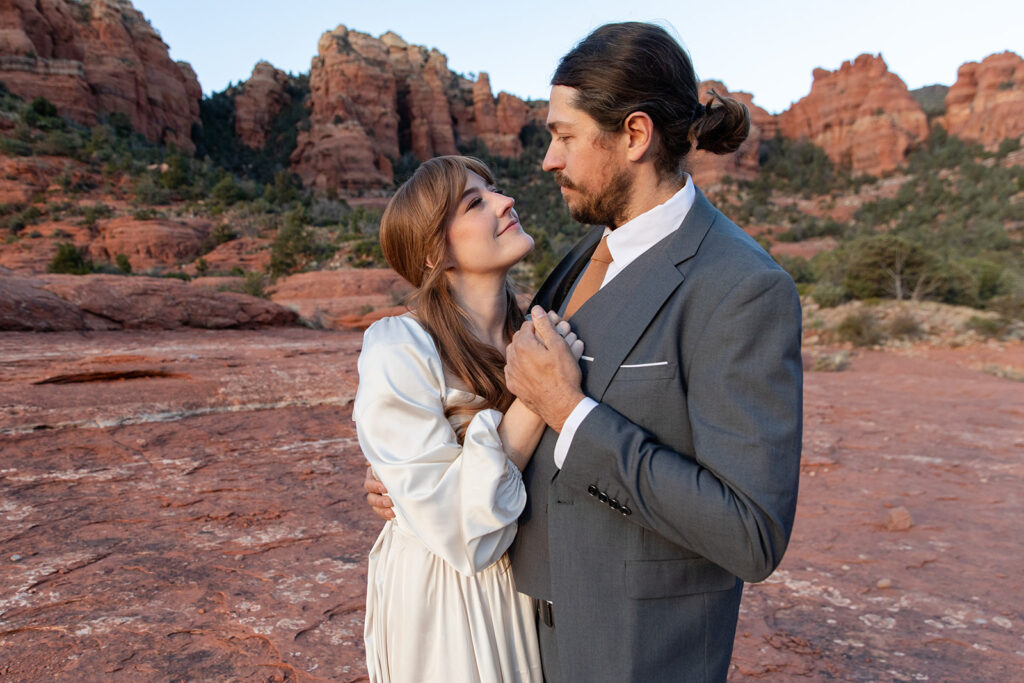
[467,197,481,210]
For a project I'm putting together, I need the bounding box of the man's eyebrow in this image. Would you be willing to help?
[547,120,570,132]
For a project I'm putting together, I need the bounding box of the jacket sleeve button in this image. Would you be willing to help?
[620,506,632,516]
[587,485,599,496]
[609,498,620,509]
[598,492,609,503]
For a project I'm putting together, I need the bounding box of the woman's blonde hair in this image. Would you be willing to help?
[380,156,525,439]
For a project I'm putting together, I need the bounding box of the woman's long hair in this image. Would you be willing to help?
[379,156,525,439]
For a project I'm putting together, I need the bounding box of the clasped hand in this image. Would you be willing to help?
[364,307,587,520]
[504,306,586,433]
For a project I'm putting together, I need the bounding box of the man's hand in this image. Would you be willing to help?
[505,306,586,432]
[364,466,394,520]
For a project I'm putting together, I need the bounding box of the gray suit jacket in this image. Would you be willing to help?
[510,190,803,682]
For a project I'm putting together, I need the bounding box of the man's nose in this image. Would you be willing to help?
[542,143,562,172]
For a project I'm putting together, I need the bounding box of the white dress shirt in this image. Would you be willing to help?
[553,174,697,468]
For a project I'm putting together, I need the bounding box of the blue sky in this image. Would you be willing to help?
[132,0,1023,114]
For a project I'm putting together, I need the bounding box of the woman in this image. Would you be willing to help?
[354,156,581,682]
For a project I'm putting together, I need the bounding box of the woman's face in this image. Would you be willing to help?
[444,171,533,277]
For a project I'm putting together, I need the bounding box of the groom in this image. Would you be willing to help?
[370,22,802,682]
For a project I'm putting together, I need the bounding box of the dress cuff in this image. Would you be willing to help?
[552,397,599,469]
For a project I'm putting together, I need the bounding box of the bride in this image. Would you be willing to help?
[354,156,582,682]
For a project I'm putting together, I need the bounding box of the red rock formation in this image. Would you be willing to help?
[89,218,207,272]
[778,54,928,176]
[0,0,201,151]
[382,32,458,161]
[0,271,297,330]
[234,61,291,150]
[690,80,776,186]
[290,28,533,192]
[190,237,271,275]
[290,25,398,193]
[269,268,412,328]
[940,51,1024,149]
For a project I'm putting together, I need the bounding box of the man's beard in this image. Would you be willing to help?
[555,168,632,228]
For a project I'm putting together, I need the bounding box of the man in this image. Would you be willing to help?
[368,22,802,682]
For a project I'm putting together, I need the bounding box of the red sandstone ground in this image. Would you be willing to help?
[1,329,1021,681]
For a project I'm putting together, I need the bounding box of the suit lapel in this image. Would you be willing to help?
[571,189,720,401]
[530,225,604,311]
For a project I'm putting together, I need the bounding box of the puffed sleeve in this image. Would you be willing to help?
[353,316,526,576]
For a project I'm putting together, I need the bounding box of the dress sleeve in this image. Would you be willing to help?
[353,317,526,576]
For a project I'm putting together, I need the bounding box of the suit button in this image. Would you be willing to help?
[587,485,599,496]
[620,506,632,516]
[609,498,620,509]
[598,492,609,503]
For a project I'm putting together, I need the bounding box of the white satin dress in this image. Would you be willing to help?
[354,314,542,683]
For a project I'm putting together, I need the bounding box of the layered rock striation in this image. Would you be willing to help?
[778,54,929,176]
[940,51,1024,148]
[0,0,201,151]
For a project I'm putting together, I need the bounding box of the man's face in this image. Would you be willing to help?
[543,86,633,228]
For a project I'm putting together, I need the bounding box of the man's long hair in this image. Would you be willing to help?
[553,22,751,177]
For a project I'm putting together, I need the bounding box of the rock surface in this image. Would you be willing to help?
[0,0,201,151]
[233,61,292,151]
[89,217,209,272]
[0,328,1021,680]
[0,272,298,330]
[778,54,929,175]
[940,51,1024,149]
[269,268,412,328]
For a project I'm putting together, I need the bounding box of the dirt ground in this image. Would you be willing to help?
[1,329,1021,681]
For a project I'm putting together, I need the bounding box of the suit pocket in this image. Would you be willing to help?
[625,557,739,599]
[614,361,677,381]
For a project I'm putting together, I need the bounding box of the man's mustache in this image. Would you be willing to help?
[554,172,576,190]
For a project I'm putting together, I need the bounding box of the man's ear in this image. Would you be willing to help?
[623,111,655,162]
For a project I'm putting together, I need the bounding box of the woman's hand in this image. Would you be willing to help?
[364,466,394,520]
[543,310,585,360]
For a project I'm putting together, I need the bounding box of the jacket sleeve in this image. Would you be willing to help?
[556,268,803,582]
[353,319,525,576]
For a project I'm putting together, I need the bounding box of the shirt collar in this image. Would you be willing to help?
[604,173,696,268]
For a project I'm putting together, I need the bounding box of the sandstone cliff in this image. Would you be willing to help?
[0,0,201,151]
[778,54,928,176]
[289,25,534,193]
[940,51,1024,148]
[233,61,292,150]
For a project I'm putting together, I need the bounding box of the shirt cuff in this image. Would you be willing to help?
[552,397,599,468]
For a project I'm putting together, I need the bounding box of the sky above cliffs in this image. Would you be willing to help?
[132,0,1023,114]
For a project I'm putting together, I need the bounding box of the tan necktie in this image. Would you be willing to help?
[564,235,613,319]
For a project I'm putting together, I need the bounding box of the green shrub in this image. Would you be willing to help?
[965,315,1010,339]
[211,174,244,205]
[115,253,132,274]
[48,243,91,274]
[811,283,847,308]
[837,309,883,347]
[887,310,923,339]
